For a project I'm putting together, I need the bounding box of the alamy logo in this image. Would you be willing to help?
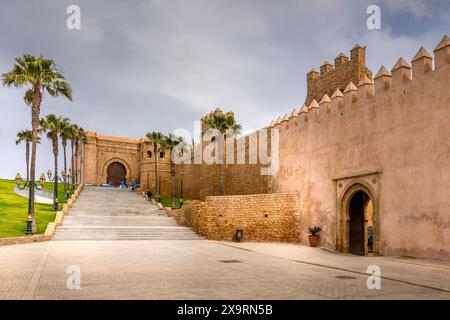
[66,265,81,290]
[366,265,381,290]
[366,5,382,30]
[170,125,279,176]
[66,5,81,30]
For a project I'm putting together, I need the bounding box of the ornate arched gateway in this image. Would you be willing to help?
[102,157,132,187]
[107,162,127,187]
[335,173,381,256]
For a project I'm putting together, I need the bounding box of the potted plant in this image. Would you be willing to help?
[308,227,322,247]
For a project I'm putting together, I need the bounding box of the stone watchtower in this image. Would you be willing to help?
[305,44,373,105]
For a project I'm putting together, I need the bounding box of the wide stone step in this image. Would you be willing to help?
[62,217,179,226]
[52,236,202,240]
[54,186,201,241]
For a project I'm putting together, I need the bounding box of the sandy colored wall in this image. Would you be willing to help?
[82,132,141,185]
[138,141,172,196]
[272,43,450,260]
[306,45,372,105]
[176,193,301,242]
[174,132,272,200]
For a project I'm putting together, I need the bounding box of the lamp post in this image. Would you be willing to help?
[47,169,64,211]
[61,170,67,197]
[15,172,46,234]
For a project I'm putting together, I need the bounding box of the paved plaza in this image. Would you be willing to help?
[1,187,449,300]
[0,240,449,300]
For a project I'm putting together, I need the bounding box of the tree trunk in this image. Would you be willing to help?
[170,158,175,208]
[25,141,30,182]
[70,140,75,193]
[75,142,79,185]
[29,85,42,234]
[80,144,84,183]
[154,144,158,197]
[218,135,224,196]
[52,135,59,211]
[63,142,68,198]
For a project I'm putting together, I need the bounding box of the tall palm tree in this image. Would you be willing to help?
[161,134,184,208]
[74,127,86,186]
[15,129,40,181]
[41,114,68,211]
[68,123,79,194]
[58,118,72,198]
[2,54,72,233]
[144,131,165,198]
[203,113,241,195]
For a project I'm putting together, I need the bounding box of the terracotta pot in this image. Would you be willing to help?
[308,235,320,247]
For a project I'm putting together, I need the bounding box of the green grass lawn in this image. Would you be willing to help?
[154,195,184,209]
[0,179,69,238]
[41,181,71,206]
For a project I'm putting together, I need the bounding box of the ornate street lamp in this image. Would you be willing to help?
[16,172,46,190]
[15,172,45,234]
[15,172,23,188]
[47,169,64,211]
[39,173,46,186]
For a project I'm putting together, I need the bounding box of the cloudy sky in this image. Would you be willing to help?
[0,0,449,179]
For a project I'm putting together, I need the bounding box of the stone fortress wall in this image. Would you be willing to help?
[305,45,373,105]
[80,36,450,261]
[268,36,450,260]
[81,132,174,194]
[176,193,300,242]
[173,108,272,200]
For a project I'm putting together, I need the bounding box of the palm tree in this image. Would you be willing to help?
[203,113,241,195]
[144,131,165,198]
[2,54,72,233]
[161,134,184,208]
[59,118,72,198]
[68,123,79,194]
[41,114,68,211]
[74,127,86,186]
[15,129,40,181]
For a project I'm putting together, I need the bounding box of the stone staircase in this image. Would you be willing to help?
[53,186,201,240]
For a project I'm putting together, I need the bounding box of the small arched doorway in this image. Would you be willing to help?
[107,162,126,187]
[348,191,373,255]
[337,180,380,256]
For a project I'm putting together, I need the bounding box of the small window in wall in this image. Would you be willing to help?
[147,151,152,158]
[160,151,165,158]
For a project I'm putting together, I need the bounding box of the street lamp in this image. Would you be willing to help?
[15,172,45,190]
[15,172,45,235]
[15,172,23,188]
[47,169,64,211]
[39,173,46,186]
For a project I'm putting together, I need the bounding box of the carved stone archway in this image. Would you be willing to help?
[335,173,381,256]
[101,157,132,185]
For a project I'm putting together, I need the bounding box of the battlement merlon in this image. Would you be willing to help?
[305,44,373,105]
[268,35,450,132]
[200,107,236,134]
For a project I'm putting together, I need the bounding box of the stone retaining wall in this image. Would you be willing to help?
[175,193,301,242]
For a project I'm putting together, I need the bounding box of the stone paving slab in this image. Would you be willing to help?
[0,240,449,300]
[220,242,450,292]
